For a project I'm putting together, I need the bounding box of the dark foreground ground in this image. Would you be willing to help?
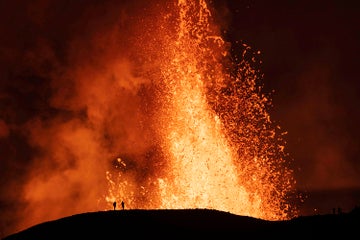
[3,207,360,239]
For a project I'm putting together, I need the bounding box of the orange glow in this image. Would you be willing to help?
[104,0,297,220]
[12,1,298,235]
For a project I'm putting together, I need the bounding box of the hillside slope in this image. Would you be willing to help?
[3,208,359,239]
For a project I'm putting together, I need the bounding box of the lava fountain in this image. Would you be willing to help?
[104,0,298,220]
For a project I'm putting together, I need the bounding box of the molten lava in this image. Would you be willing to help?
[104,0,297,220]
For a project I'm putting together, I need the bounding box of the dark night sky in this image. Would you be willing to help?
[1,0,360,237]
[219,0,360,192]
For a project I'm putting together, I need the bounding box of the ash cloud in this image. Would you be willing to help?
[0,0,167,236]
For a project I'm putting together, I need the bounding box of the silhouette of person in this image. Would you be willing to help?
[121,201,125,210]
[113,201,116,210]
[338,207,342,214]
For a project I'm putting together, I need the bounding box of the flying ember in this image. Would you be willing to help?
[104,0,298,220]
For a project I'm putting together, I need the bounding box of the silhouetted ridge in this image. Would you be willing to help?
[3,208,359,239]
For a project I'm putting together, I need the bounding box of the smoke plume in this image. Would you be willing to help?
[0,0,165,235]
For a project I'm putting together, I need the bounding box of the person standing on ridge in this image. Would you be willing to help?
[121,201,125,210]
[113,201,116,210]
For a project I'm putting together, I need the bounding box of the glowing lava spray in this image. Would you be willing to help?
[105,0,297,220]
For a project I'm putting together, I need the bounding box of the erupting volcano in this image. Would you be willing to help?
[103,0,297,220]
[3,0,300,235]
